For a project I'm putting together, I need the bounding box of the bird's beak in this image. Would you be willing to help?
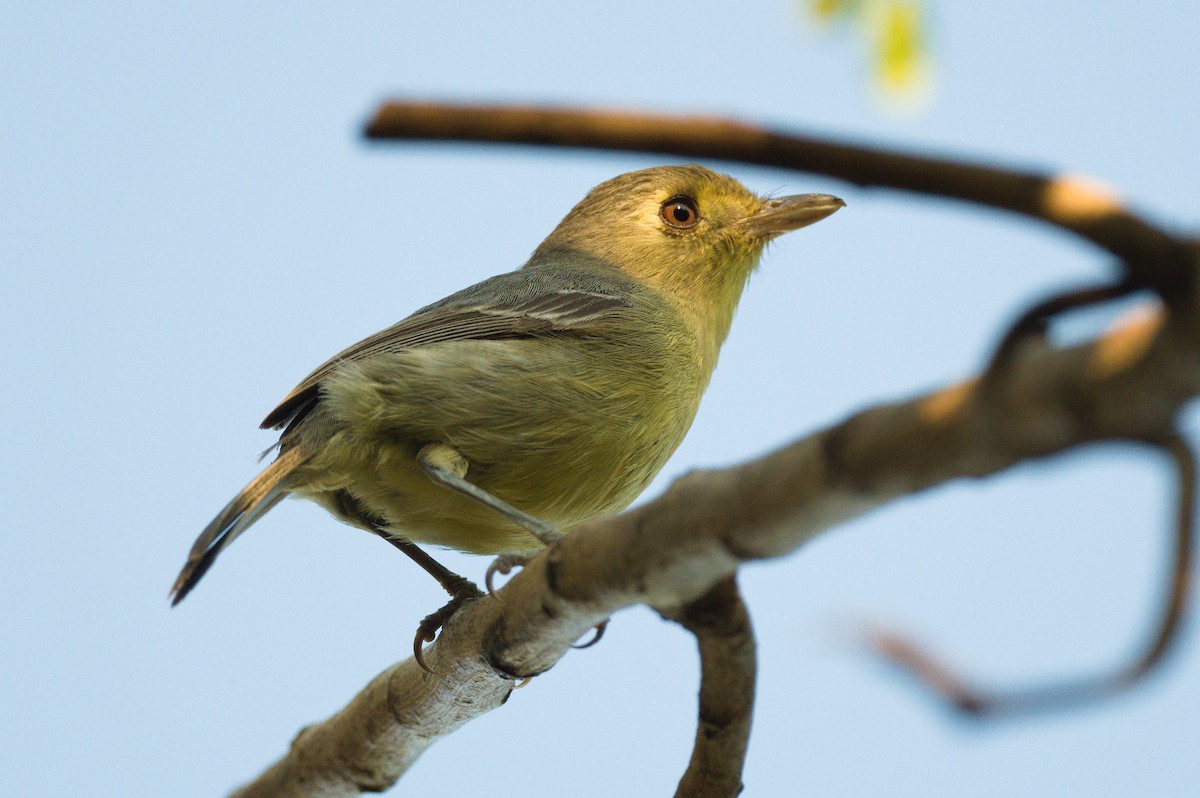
[739,193,845,238]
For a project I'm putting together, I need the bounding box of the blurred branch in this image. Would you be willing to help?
[366,101,1196,298]
[868,433,1196,717]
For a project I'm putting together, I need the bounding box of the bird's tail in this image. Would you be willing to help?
[169,445,308,605]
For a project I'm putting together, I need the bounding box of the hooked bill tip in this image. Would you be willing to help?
[742,193,845,237]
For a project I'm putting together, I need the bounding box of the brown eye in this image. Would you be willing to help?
[660,197,699,229]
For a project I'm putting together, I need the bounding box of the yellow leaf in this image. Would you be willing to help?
[872,1,927,92]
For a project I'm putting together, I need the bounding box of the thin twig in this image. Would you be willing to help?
[982,279,1140,382]
[868,433,1197,717]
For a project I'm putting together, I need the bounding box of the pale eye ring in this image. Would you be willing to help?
[660,197,699,229]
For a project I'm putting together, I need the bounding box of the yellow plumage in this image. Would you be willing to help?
[170,164,842,603]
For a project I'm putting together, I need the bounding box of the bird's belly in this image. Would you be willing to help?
[342,415,683,554]
[309,338,703,554]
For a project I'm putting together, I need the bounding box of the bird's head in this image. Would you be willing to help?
[534,165,843,314]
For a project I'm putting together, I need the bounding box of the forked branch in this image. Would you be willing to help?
[233,291,1200,796]
[225,102,1200,796]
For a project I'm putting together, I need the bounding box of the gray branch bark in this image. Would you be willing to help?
[662,577,756,798]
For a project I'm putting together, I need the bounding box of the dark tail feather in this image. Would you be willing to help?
[170,446,307,605]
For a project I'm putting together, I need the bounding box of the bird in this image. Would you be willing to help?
[170,164,843,661]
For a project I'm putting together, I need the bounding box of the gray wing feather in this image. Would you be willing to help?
[260,263,638,430]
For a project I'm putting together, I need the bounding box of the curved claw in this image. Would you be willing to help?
[485,560,512,597]
[485,553,535,596]
[572,619,609,650]
[411,590,482,675]
[413,625,437,675]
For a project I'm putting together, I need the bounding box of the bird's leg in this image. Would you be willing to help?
[418,442,564,594]
[383,534,482,599]
[416,442,564,546]
[416,443,608,649]
[374,531,483,674]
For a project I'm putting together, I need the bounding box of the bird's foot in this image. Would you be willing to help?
[572,619,609,650]
[484,552,609,650]
[485,552,538,595]
[413,579,485,675]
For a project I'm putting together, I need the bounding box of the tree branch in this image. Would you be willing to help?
[662,577,756,798]
[232,283,1199,795]
[225,102,1200,795]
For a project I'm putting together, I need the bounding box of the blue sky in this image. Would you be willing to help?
[3,3,1198,796]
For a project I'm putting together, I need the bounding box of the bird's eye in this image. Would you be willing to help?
[660,197,700,229]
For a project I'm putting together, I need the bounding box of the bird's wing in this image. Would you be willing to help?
[260,271,637,430]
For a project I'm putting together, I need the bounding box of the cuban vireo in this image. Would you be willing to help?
[170,165,843,629]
